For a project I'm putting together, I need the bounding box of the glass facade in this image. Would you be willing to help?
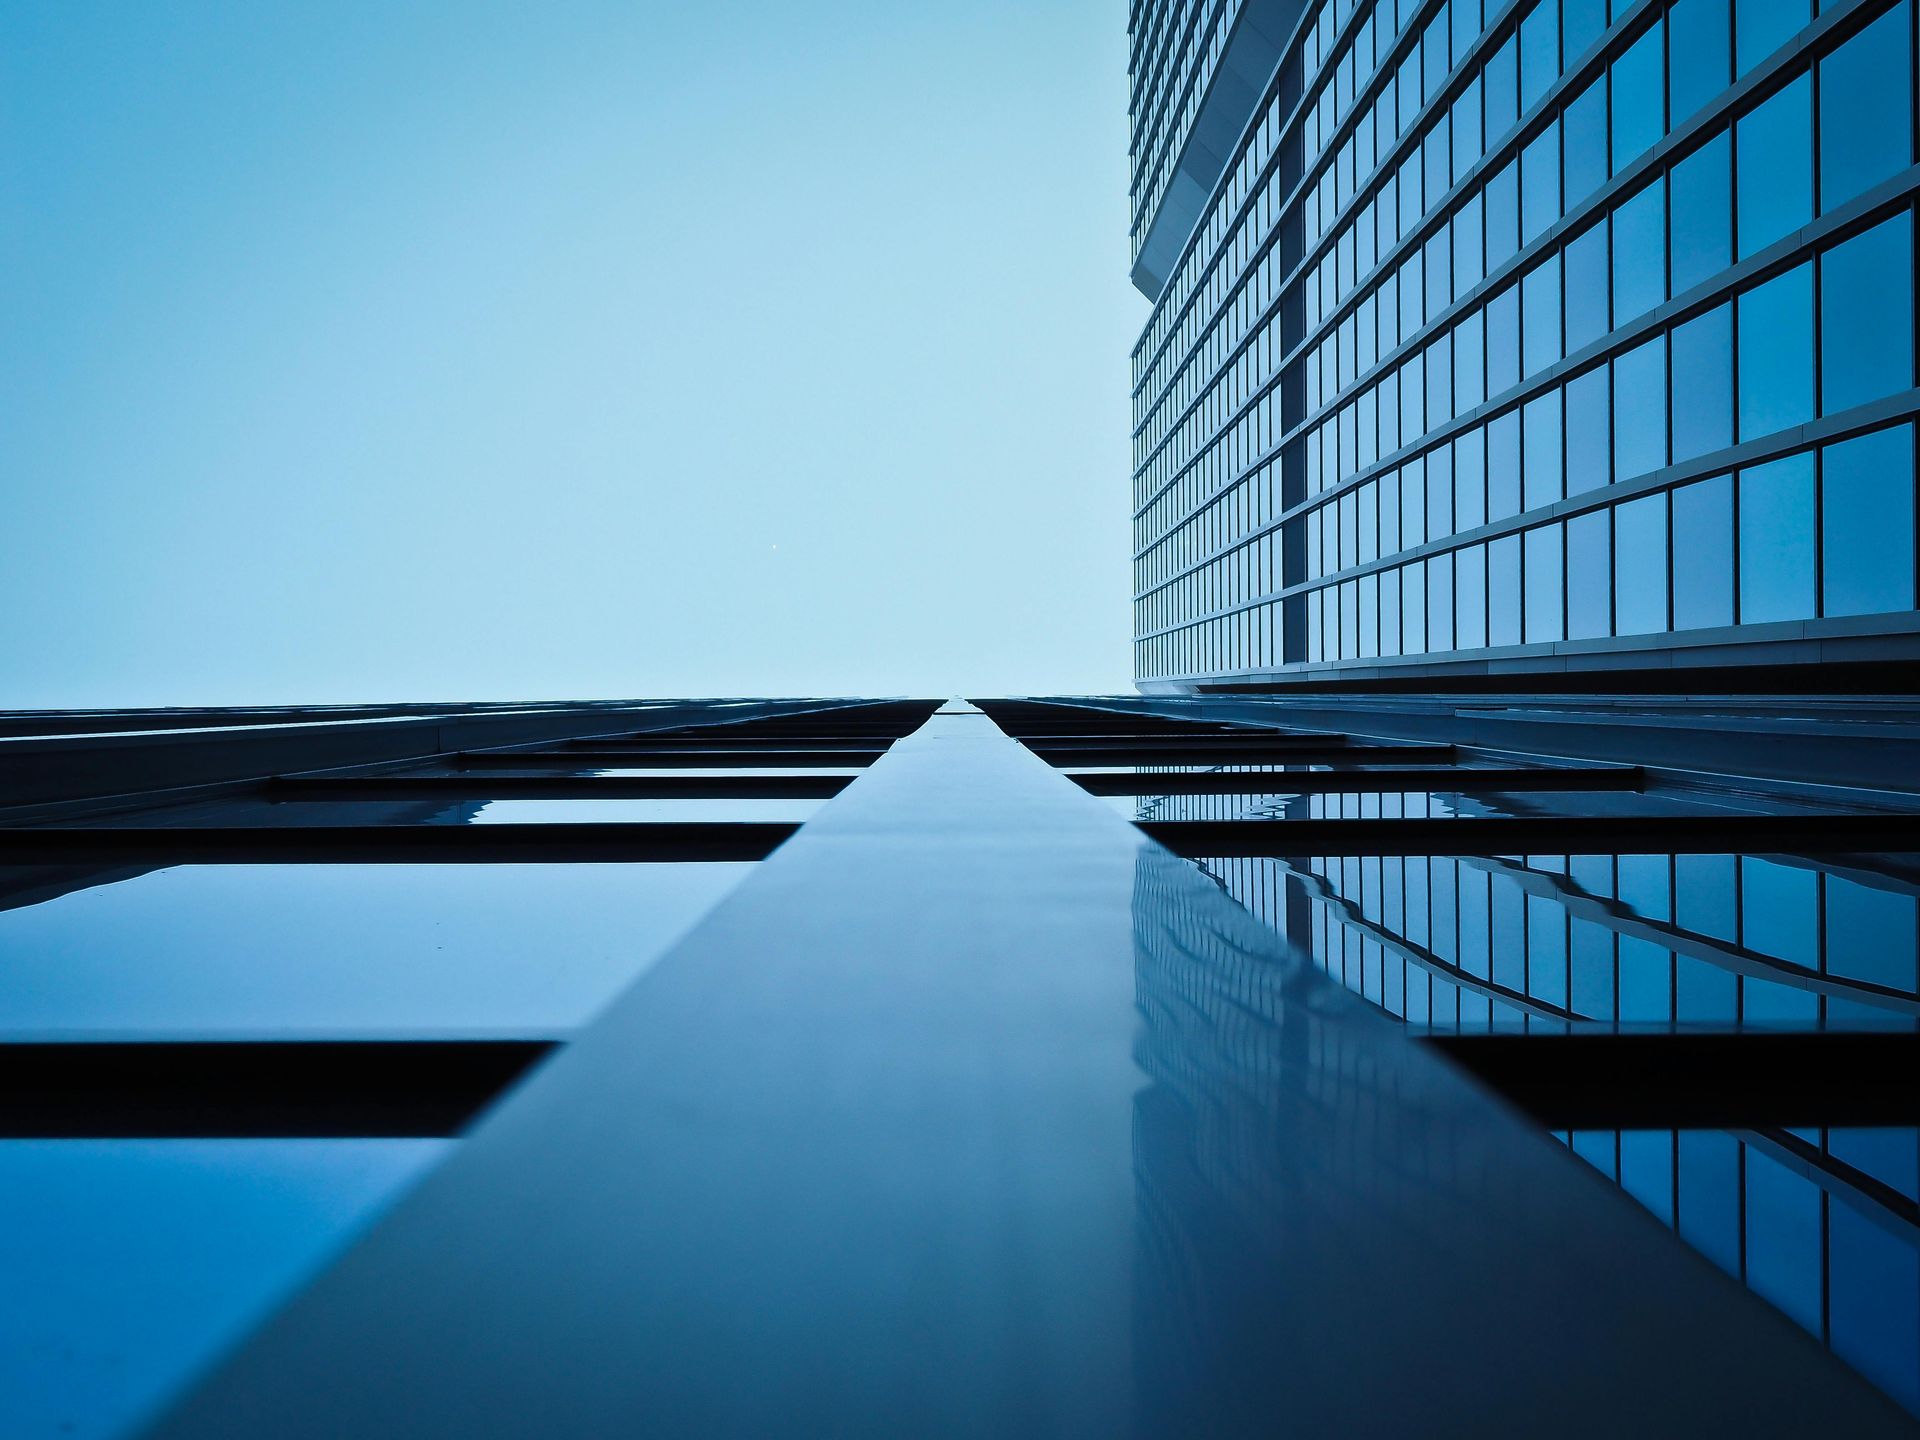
[1129,0,1920,687]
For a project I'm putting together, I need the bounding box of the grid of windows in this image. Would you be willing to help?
[1128,0,1920,684]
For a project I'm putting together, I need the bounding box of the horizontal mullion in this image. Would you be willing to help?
[1034,742,1458,765]
[1071,764,1640,794]
[1143,813,1920,856]
[0,823,799,863]
[268,775,851,800]
[456,750,882,769]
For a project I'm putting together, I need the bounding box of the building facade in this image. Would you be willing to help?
[1130,0,1919,689]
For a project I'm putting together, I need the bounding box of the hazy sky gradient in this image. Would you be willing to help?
[0,1,1143,705]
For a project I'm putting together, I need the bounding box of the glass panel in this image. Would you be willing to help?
[1820,213,1914,416]
[1566,221,1611,354]
[1739,452,1817,622]
[1612,178,1667,323]
[1489,409,1523,518]
[1457,543,1489,647]
[1736,75,1812,259]
[1669,0,1732,124]
[1567,506,1613,637]
[1822,424,1916,617]
[1819,3,1913,212]
[1563,80,1609,213]
[1520,0,1561,110]
[1672,473,1736,628]
[1613,335,1668,481]
[1488,532,1523,645]
[1523,389,1564,507]
[1738,263,1815,440]
[1614,490,1671,633]
[1521,120,1562,243]
[1670,303,1734,463]
[1736,0,1810,76]
[1522,253,1562,376]
[0,863,753,1035]
[1670,133,1732,293]
[1566,366,1612,497]
[1610,20,1666,170]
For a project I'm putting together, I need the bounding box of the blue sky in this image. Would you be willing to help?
[0,1,1144,705]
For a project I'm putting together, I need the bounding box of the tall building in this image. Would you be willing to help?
[1130,0,1918,689]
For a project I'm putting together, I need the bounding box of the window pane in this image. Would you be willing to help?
[1455,310,1486,411]
[1454,192,1485,294]
[1670,133,1731,292]
[1455,427,1487,529]
[1738,262,1814,439]
[1457,543,1488,646]
[1565,222,1611,353]
[1488,409,1522,518]
[1613,335,1668,481]
[1520,0,1561,111]
[1736,75,1812,259]
[1489,532,1522,644]
[1612,179,1667,323]
[1669,0,1732,124]
[1523,389,1564,507]
[1820,213,1914,415]
[1823,424,1916,616]
[1614,491,1671,632]
[1566,366,1612,496]
[1429,551,1456,648]
[1739,452,1816,621]
[1737,0,1810,75]
[1819,3,1913,211]
[1670,303,1734,462]
[1563,80,1609,211]
[1486,35,1521,144]
[1565,0,1608,61]
[1487,285,1520,394]
[1486,161,1520,272]
[1522,253,1562,376]
[1524,523,1566,641]
[1567,507,1613,637]
[1672,473,1735,627]
[1610,21,1666,170]
[1522,120,1562,243]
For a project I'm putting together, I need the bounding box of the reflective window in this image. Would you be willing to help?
[1669,0,1732,124]
[1522,120,1562,243]
[1613,335,1668,481]
[1457,544,1488,646]
[1522,253,1562,376]
[1486,161,1521,272]
[1487,284,1521,394]
[1819,4,1913,212]
[1565,222,1611,353]
[1739,452,1817,622]
[1486,35,1520,144]
[1671,133,1732,293]
[1524,522,1565,642]
[1672,473,1735,628]
[1738,263,1815,439]
[1737,0,1810,75]
[1613,179,1667,323]
[1614,491,1670,633]
[1564,80,1610,211]
[1610,21,1665,170]
[1822,424,1916,617]
[1523,389,1564,507]
[1489,532,1522,645]
[1670,304,1734,463]
[1519,0,1561,110]
[1565,0,1608,61]
[1488,409,1523,518]
[1567,507,1613,637]
[1821,213,1914,415]
[1455,428,1487,529]
[1566,366,1611,496]
[1736,76,1812,259]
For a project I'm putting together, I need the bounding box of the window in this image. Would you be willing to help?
[1737,0,1809,76]
[1670,304,1733,462]
[1523,389,1564,507]
[1455,310,1487,412]
[1672,473,1735,628]
[1614,491,1671,632]
[1522,120,1562,243]
[1669,0,1732,125]
[1457,542,1489,646]
[1486,35,1520,145]
[1819,3,1913,212]
[1487,285,1521,394]
[1524,523,1565,641]
[1613,335,1668,481]
[1820,213,1914,416]
[1402,460,1428,546]
[1429,441,1455,541]
[1610,21,1666,171]
[1738,263,1814,439]
[1488,409,1523,518]
[1522,253,1562,376]
[1566,366,1611,496]
[1822,424,1916,616]
[1671,133,1731,293]
[1428,550,1456,648]
[1403,559,1428,649]
[1564,80,1610,212]
[1567,507,1613,637]
[1565,222,1611,353]
[1489,532,1523,644]
[1454,193,1485,295]
[1739,452,1816,622]
[1486,161,1520,272]
[1612,179,1667,323]
[1455,427,1488,529]
[1736,76,1812,259]
[1565,0,1608,61]
[1520,0,1560,111]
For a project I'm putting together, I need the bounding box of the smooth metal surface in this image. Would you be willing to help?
[146,711,1909,1436]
